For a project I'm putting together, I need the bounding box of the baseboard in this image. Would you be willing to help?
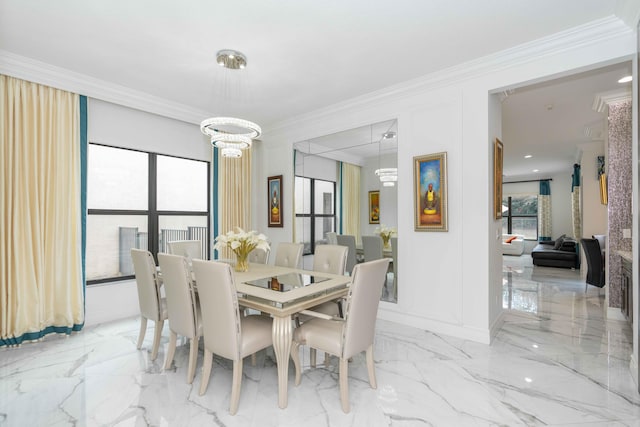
[607,307,627,322]
[377,306,492,344]
[489,310,506,344]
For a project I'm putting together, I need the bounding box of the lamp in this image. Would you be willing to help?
[375,168,398,187]
[200,50,261,158]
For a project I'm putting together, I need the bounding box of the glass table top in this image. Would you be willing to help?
[244,272,329,292]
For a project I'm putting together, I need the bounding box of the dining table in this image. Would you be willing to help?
[230,263,351,409]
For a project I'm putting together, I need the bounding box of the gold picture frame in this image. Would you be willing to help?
[268,175,283,227]
[494,139,503,220]
[413,152,448,231]
[368,190,380,224]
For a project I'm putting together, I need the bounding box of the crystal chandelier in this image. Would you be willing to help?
[200,50,261,158]
[375,167,398,187]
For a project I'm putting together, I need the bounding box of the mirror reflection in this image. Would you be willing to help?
[293,119,398,303]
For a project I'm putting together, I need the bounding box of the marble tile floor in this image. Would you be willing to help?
[1,255,640,426]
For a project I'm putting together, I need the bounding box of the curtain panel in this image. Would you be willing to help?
[538,179,552,241]
[571,164,582,241]
[1,75,84,346]
[340,162,361,243]
[218,147,252,259]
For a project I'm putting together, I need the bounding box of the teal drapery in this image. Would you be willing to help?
[80,96,87,300]
[339,161,343,234]
[538,179,552,241]
[212,146,219,259]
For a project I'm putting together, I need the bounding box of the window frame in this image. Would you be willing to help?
[87,143,210,285]
[294,176,336,255]
[502,194,538,240]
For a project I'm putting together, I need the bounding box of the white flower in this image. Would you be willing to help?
[375,224,396,239]
[213,227,270,255]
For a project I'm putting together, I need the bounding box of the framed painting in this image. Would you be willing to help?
[414,152,448,231]
[368,190,380,224]
[268,175,283,227]
[494,139,503,220]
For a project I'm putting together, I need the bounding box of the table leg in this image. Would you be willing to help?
[272,315,292,409]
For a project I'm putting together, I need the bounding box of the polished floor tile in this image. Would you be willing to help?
[1,255,639,426]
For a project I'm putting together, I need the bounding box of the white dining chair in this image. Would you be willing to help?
[335,234,358,275]
[361,235,383,262]
[291,258,391,413]
[131,249,167,361]
[167,240,203,262]
[157,253,202,384]
[326,232,338,245]
[274,242,303,269]
[192,260,274,415]
[248,247,270,264]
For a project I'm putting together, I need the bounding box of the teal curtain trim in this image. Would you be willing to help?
[539,237,552,241]
[212,147,219,259]
[572,164,581,191]
[539,179,550,195]
[339,162,343,234]
[0,323,84,347]
[80,95,87,306]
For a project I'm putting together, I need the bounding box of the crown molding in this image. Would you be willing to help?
[592,88,633,112]
[616,0,640,29]
[267,16,633,135]
[0,50,209,125]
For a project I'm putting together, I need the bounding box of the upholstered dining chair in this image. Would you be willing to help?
[157,253,202,384]
[130,248,168,361]
[580,238,605,291]
[361,235,383,262]
[248,247,270,264]
[167,240,203,261]
[335,234,358,275]
[291,258,390,413]
[192,260,273,415]
[274,242,303,269]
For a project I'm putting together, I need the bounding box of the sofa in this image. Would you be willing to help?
[531,234,579,268]
[502,234,524,256]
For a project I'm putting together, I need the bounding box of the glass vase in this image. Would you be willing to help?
[235,251,249,272]
[382,235,391,249]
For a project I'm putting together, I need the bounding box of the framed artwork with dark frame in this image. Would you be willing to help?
[268,175,283,227]
[494,139,504,220]
[413,152,448,231]
[368,190,380,224]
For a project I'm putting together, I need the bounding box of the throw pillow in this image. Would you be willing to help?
[553,234,566,250]
[505,236,517,244]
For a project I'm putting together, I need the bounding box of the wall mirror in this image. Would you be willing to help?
[293,119,398,303]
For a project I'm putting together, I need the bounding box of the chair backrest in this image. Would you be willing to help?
[131,249,162,321]
[342,258,390,359]
[336,234,357,275]
[248,247,270,264]
[313,244,348,275]
[390,237,398,278]
[167,240,203,261]
[192,260,241,361]
[274,242,303,268]
[580,238,605,288]
[326,232,338,245]
[361,235,383,262]
[158,253,197,339]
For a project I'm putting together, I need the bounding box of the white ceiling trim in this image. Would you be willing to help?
[266,16,632,134]
[592,88,633,112]
[0,50,209,125]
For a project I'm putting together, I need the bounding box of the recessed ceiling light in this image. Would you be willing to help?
[524,154,532,159]
[524,377,533,383]
[382,132,396,139]
[618,75,632,83]
[532,169,539,173]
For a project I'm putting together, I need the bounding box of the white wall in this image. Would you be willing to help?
[580,142,608,239]
[260,20,636,344]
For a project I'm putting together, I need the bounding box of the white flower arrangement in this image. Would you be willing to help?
[375,224,396,247]
[213,227,270,254]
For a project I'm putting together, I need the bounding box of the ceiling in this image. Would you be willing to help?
[0,0,635,178]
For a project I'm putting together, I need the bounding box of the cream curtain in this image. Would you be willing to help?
[218,147,252,259]
[341,162,361,243]
[1,75,84,345]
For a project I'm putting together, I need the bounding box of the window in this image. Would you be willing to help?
[502,194,538,240]
[295,176,336,255]
[86,144,209,284]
